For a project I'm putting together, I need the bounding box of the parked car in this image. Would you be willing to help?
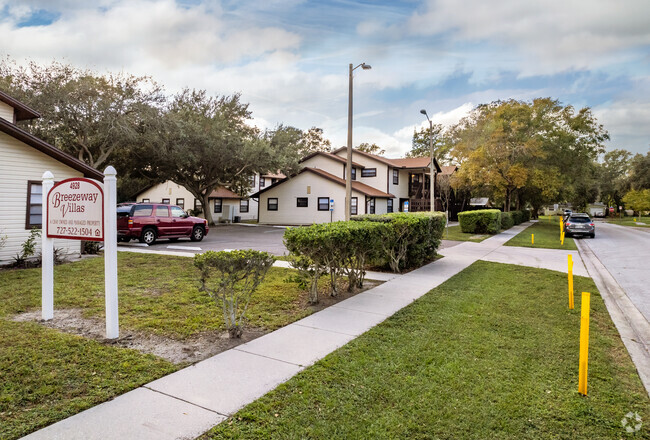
[117,203,209,245]
[564,213,595,238]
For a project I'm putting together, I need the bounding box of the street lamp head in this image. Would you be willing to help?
[361,63,372,70]
[420,109,428,116]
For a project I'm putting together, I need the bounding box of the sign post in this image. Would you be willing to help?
[41,171,54,320]
[103,166,119,339]
[43,167,119,339]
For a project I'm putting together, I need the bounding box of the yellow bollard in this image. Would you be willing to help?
[578,292,591,396]
[532,234,534,245]
[561,231,565,245]
[568,255,574,309]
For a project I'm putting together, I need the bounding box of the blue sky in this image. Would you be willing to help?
[1,0,649,157]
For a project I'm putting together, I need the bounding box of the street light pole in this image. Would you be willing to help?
[420,109,436,212]
[346,62,371,221]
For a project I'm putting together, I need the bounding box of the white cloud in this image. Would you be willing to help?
[594,99,650,155]
[409,0,650,75]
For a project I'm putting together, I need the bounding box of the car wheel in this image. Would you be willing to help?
[140,228,157,245]
[190,226,205,242]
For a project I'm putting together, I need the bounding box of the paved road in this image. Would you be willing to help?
[583,222,650,322]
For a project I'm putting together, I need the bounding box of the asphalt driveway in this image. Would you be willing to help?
[118,224,289,256]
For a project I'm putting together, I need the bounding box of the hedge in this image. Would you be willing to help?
[284,212,446,302]
[458,209,501,234]
[352,212,446,272]
[501,212,514,230]
[511,210,523,225]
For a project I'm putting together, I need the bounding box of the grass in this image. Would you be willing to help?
[505,216,577,250]
[604,217,650,228]
[0,252,322,439]
[0,253,316,339]
[202,261,649,440]
[442,224,490,242]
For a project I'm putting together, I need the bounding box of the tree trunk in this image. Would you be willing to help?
[202,193,215,225]
[504,188,511,212]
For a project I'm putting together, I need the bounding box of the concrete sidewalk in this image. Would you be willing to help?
[23,222,539,440]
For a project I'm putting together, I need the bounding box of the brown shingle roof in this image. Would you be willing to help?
[440,165,458,175]
[331,147,442,172]
[208,187,241,199]
[0,90,40,121]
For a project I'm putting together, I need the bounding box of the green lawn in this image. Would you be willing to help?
[0,253,315,338]
[505,218,577,250]
[0,253,319,439]
[604,217,650,228]
[442,224,490,242]
[202,261,649,440]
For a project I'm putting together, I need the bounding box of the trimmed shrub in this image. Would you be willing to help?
[521,209,531,222]
[501,212,514,230]
[458,209,501,234]
[351,212,446,272]
[194,250,275,338]
[511,210,523,225]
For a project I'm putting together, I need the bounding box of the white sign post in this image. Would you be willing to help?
[42,166,119,339]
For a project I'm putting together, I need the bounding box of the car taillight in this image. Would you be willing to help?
[565,222,571,227]
[128,219,133,228]
[590,223,594,226]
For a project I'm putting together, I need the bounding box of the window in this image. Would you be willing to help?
[260,177,266,188]
[387,198,393,213]
[133,205,153,217]
[142,198,150,203]
[268,198,278,211]
[318,197,329,211]
[393,169,399,185]
[155,206,169,217]
[194,199,202,211]
[351,168,357,180]
[171,206,186,218]
[351,197,358,216]
[162,198,170,204]
[297,197,308,207]
[367,197,375,214]
[213,198,222,213]
[176,198,184,209]
[26,181,42,229]
[361,168,377,178]
[240,199,249,213]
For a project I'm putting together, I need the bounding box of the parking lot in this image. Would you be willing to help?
[117,224,289,256]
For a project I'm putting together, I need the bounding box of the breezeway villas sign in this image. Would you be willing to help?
[41,168,119,339]
[47,178,104,241]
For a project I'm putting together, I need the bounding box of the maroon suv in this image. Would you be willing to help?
[117,203,209,245]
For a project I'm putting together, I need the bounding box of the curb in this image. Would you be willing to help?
[576,239,650,397]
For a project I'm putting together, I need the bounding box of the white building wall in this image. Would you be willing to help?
[258,172,367,225]
[0,101,14,122]
[136,181,197,210]
[333,150,390,193]
[301,156,344,178]
[207,198,243,222]
[0,131,84,264]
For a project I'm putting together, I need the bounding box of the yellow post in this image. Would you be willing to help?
[561,231,565,245]
[531,234,534,245]
[568,255,574,309]
[578,292,591,396]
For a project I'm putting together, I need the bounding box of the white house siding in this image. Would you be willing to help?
[258,172,367,225]
[301,156,344,178]
[207,198,243,222]
[136,181,198,209]
[333,150,390,193]
[0,101,13,122]
[388,168,409,202]
[0,131,83,264]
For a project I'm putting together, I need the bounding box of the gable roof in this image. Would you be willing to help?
[251,167,395,199]
[0,116,103,180]
[440,165,458,175]
[208,186,242,199]
[0,90,40,121]
[331,147,442,173]
[300,151,365,168]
